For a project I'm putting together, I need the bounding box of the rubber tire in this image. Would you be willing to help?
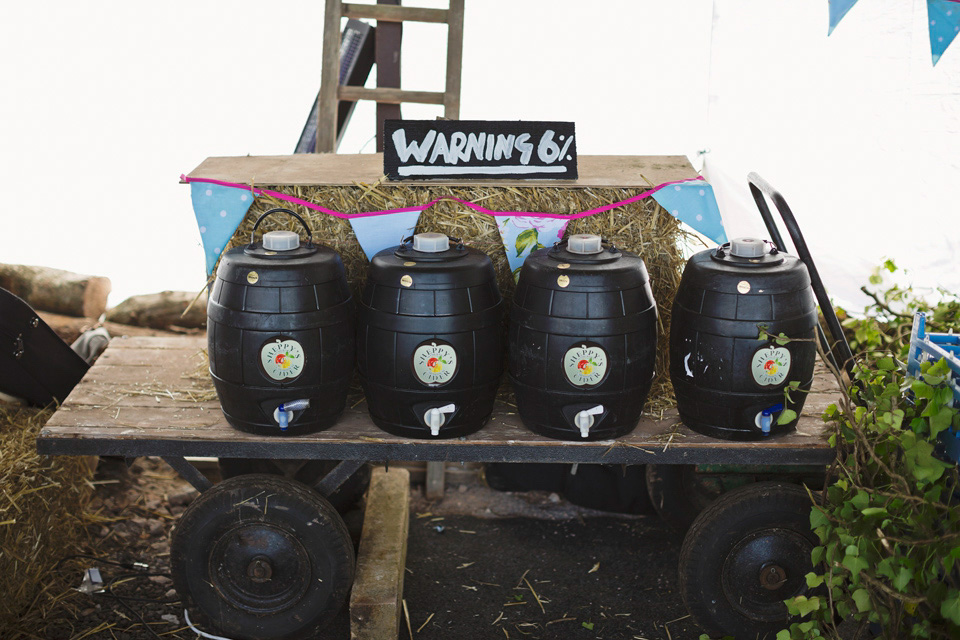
[646,464,723,531]
[678,482,819,639]
[218,458,370,513]
[171,474,354,640]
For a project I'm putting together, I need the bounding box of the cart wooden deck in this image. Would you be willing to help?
[37,336,840,467]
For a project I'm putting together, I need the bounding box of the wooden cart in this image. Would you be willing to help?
[37,335,840,639]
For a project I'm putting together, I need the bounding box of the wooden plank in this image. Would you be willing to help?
[317,0,342,153]
[342,3,448,23]
[185,154,698,188]
[337,86,445,106]
[350,466,410,640]
[443,0,464,120]
[37,336,840,465]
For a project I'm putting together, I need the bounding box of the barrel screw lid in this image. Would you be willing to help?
[412,233,450,253]
[728,237,768,258]
[262,230,300,251]
[567,234,604,255]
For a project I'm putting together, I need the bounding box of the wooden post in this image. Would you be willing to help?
[317,0,343,153]
[425,461,445,500]
[376,0,403,152]
[443,0,465,120]
[350,466,410,640]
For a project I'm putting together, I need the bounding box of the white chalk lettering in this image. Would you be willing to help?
[391,129,436,163]
[493,134,516,161]
[449,132,468,164]
[515,133,534,165]
[466,133,486,162]
[429,133,451,164]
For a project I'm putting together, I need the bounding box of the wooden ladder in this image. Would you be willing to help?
[316,0,465,153]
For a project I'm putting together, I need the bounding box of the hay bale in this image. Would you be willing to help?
[0,402,93,633]
[226,185,691,408]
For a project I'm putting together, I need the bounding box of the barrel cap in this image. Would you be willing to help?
[412,233,450,253]
[263,230,300,251]
[728,237,767,258]
[567,234,604,255]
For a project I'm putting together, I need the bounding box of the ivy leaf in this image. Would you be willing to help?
[911,380,934,399]
[842,554,868,577]
[941,589,960,625]
[852,588,871,612]
[929,407,954,438]
[877,356,895,370]
[777,409,798,425]
[892,566,913,592]
[805,572,824,588]
[792,595,820,617]
[776,631,791,640]
[515,228,539,257]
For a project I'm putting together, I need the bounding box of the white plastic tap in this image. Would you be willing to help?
[574,405,604,438]
[424,404,457,436]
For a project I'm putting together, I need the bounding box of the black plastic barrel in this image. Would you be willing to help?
[207,209,355,436]
[358,233,503,439]
[670,237,817,440]
[509,234,658,441]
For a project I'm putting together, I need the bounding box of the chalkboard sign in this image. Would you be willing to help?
[384,120,577,180]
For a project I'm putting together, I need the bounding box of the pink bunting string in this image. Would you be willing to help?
[180,174,702,220]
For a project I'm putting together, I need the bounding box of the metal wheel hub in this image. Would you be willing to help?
[210,522,311,614]
[721,528,813,621]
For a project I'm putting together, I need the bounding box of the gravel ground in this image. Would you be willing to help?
[37,458,709,640]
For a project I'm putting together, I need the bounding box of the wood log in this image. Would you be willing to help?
[0,264,111,318]
[350,466,410,640]
[105,291,207,330]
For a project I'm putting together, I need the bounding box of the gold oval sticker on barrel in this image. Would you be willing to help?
[247,271,259,284]
[400,275,413,288]
[557,275,570,288]
[403,261,416,267]
[557,263,570,270]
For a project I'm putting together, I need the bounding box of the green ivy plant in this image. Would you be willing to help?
[778,262,960,639]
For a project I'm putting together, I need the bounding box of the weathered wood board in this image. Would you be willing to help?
[184,154,697,188]
[38,337,840,465]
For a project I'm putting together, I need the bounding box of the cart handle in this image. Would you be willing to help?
[249,208,314,248]
[747,172,854,374]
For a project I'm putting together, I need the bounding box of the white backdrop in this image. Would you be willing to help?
[1,0,956,309]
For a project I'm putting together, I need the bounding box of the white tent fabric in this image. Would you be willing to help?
[0,0,956,307]
[703,0,960,309]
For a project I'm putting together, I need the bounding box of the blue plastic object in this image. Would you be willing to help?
[907,312,960,463]
[759,404,785,434]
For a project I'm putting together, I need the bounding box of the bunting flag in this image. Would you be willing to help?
[349,211,422,260]
[651,179,728,246]
[828,0,860,35]
[929,0,960,65]
[496,216,571,281]
[184,175,727,276]
[190,181,255,274]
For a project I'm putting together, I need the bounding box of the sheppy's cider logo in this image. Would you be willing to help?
[261,338,305,381]
[751,346,791,386]
[564,343,608,388]
[413,340,458,386]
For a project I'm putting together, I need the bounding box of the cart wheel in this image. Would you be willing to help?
[678,482,818,639]
[171,474,354,640]
[645,465,724,531]
[219,458,370,512]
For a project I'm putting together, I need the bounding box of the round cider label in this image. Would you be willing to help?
[260,338,305,381]
[413,340,458,386]
[752,346,791,386]
[563,343,608,388]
